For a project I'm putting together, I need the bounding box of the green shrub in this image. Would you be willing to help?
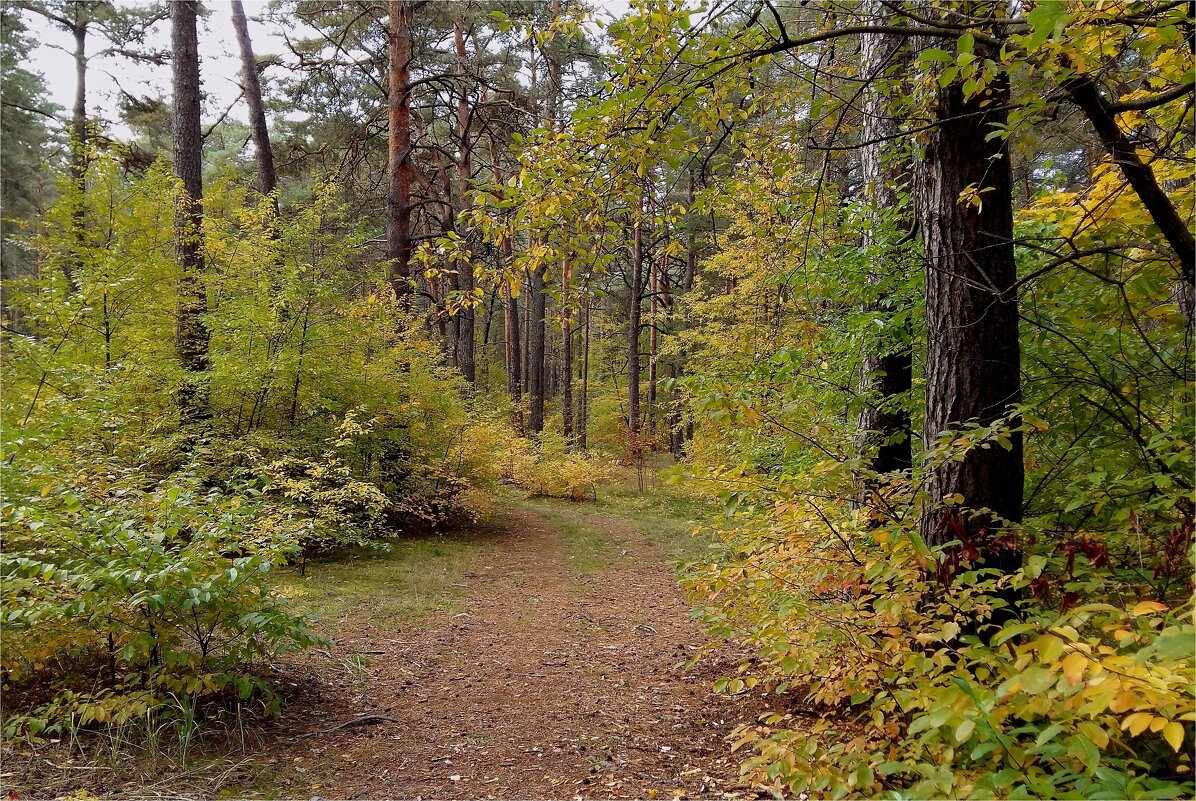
[0,460,320,737]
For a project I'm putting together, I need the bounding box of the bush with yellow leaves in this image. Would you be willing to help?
[500,431,615,501]
[684,439,1194,799]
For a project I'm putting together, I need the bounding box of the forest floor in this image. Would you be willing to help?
[7,480,769,800]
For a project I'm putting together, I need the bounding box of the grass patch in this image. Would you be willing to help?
[512,498,612,574]
[591,461,718,562]
[514,457,719,566]
[273,532,497,631]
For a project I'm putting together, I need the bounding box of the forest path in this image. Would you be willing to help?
[230,500,759,799]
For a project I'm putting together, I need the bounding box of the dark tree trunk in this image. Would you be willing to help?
[526,8,557,436]
[505,280,524,433]
[561,262,574,447]
[453,19,476,382]
[438,155,459,365]
[578,292,590,450]
[858,4,912,477]
[527,267,547,433]
[526,279,548,432]
[387,0,414,300]
[230,0,277,203]
[1066,74,1194,283]
[488,128,524,433]
[647,246,658,434]
[171,0,210,426]
[627,197,644,437]
[917,50,1023,564]
[522,270,532,395]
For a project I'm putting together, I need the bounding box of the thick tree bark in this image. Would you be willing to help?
[858,5,912,477]
[1066,74,1195,285]
[627,197,644,437]
[171,0,210,426]
[917,57,1023,563]
[453,19,476,382]
[230,0,277,203]
[386,0,414,300]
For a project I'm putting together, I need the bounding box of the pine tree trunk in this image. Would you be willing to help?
[561,261,574,447]
[230,0,276,202]
[578,292,590,450]
[386,0,414,300]
[438,155,459,366]
[627,197,644,437]
[647,246,658,435]
[527,268,546,433]
[66,9,86,294]
[488,129,524,433]
[527,4,558,436]
[453,19,476,382]
[858,4,912,477]
[171,0,210,426]
[505,280,524,434]
[917,45,1023,565]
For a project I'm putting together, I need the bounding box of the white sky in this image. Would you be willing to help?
[26,1,285,135]
[24,0,634,137]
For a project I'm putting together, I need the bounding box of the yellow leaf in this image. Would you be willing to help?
[1150,716,1168,733]
[1122,712,1153,737]
[1164,721,1185,752]
[1132,600,1168,616]
[1062,651,1087,685]
[1109,692,1137,713]
[1036,634,1064,663]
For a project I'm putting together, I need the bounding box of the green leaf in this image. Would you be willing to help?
[991,622,1037,645]
[920,48,954,63]
[1067,734,1100,773]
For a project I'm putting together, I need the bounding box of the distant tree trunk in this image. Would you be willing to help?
[453,19,476,382]
[386,0,414,300]
[65,5,87,294]
[527,6,558,436]
[230,0,277,204]
[647,245,658,434]
[171,0,210,426]
[858,7,912,477]
[437,154,460,365]
[684,170,697,293]
[561,261,574,447]
[522,269,532,394]
[487,129,523,433]
[578,291,591,450]
[917,37,1023,569]
[504,279,524,433]
[627,194,644,437]
[527,267,546,433]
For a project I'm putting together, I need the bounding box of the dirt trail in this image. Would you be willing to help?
[232,502,761,799]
